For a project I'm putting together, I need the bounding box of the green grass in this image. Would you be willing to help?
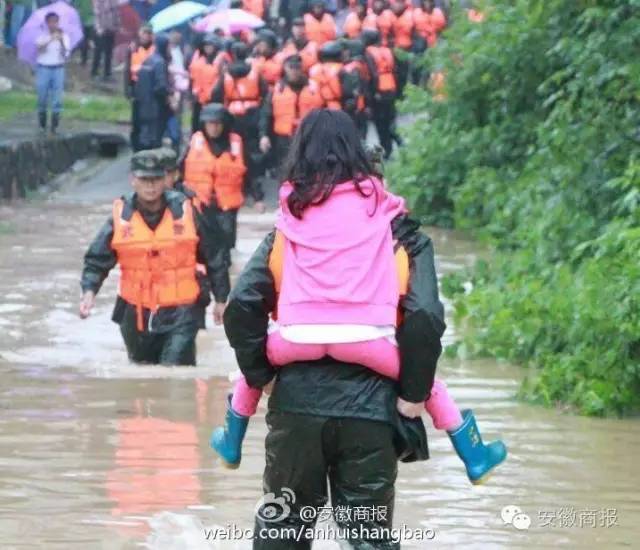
[0,91,129,123]
[0,221,16,235]
[0,91,33,121]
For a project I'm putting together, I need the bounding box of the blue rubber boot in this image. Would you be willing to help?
[210,394,249,469]
[448,409,507,485]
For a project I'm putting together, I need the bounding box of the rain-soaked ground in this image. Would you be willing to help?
[0,153,638,549]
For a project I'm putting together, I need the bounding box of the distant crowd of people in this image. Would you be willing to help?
[26,0,485,140]
[126,0,454,158]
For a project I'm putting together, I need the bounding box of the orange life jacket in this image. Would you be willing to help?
[242,0,265,19]
[130,45,155,81]
[111,198,200,331]
[278,40,319,74]
[189,49,203,81]
[309,62,343,110]
[183,131,247,211]
[372,9,396,47]
[413,7,446,47]
[393,8,414,50]
[253,55,283,88]
[189,50,230,105]
[272,80,325,137]
[367,45,396,93]
[361,11,378,34]
[191,52,227,105]
[269,230,409,324]
[344,12,366,39]
[223,67,262,115]
[303,13,337,46]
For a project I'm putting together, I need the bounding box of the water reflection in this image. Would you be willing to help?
[106,408,202,535]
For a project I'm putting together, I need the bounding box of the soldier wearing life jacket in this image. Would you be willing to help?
[211,42,268,213]
[413,0,447,50]
[362,28,399,158]
[124,24,154,152]
[370,0,396,48]
[134,34,171,152]
[258,54,325,170]
[124,24,155,99]
[308,41,348,111]
[390,0,414,50]
[158,147,213,308]
[180,104,250,253]
[189,34,227,135]
[343,0,376,39]
[277,18,318,75]
[389,0,415,97]
[303,0,337,46]
[251,29,283,90]
[79,150,230,366]
[341,39,370,139]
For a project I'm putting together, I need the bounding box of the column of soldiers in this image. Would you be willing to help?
[125,0,449,161]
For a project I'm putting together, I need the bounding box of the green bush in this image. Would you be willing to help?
[390,0,640,415]
[0,91,129,123]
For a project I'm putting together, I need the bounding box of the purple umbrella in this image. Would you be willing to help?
[17,1,84,67]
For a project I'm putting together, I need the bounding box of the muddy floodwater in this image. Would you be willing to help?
[0,156,638,549]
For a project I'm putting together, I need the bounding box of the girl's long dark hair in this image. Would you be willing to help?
[282,109,381,219]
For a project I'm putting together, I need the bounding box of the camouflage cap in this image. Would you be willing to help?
[131,150,165,178]
[157,147,178,171]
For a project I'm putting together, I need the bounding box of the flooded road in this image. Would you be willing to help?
[0,155,638,549]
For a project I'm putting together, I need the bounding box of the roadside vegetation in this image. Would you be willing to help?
[390,0,640,416]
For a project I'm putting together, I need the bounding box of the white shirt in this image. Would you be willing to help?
[169,45,189,93]
[169,45,185,71]
[35,31,70,66]
[270,320,398,345]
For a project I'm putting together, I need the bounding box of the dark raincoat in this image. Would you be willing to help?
[223,214,446,548]
[179,114,255,250]
[134,34,171,150]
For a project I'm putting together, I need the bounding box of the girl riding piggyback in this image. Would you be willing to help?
[212,109,506,484]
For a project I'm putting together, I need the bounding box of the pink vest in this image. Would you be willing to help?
[275,178,407,326]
